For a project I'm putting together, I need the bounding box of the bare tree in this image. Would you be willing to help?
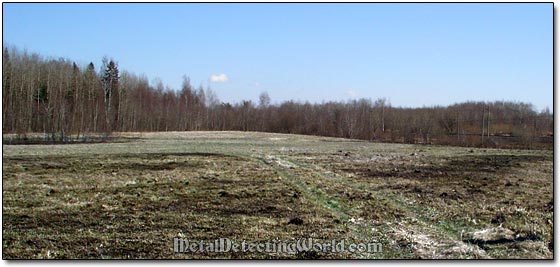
[2,46,551,149]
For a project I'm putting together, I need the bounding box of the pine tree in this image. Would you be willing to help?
[101,58,120,134]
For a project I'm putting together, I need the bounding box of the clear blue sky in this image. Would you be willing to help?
[3,3,552,111]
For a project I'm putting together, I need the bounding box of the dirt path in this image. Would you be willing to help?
[252,152,515,259]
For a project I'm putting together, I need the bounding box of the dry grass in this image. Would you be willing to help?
[2,131,553,259]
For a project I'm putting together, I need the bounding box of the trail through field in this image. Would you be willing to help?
[256,152,487,258]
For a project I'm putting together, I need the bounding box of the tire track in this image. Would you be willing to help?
[254,153,488,259]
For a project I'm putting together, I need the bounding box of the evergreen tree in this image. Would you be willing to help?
[101,58,120,133]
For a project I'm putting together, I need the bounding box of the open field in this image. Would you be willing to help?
[2,131,553,259]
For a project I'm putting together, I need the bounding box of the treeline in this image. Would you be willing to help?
[2,47,553,149]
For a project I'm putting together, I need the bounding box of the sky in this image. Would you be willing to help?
[2,3,553,110]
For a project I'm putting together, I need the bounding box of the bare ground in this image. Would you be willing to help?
[2,131,553,259]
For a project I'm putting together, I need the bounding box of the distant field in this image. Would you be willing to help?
[2,131,553,259]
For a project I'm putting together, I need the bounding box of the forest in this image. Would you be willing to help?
[2,47,553,149]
